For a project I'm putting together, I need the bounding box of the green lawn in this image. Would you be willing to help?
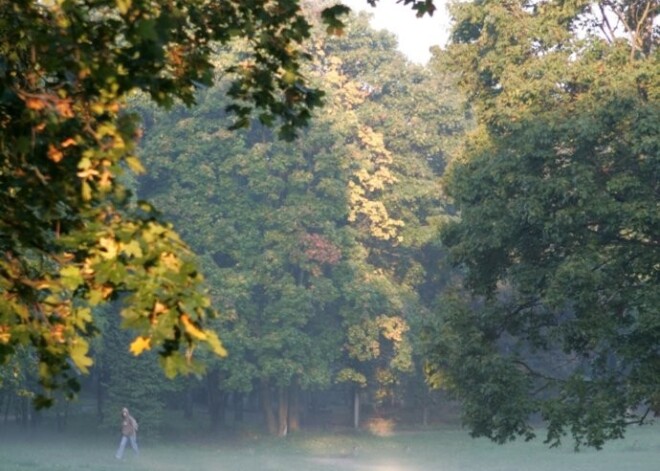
[1,423,659,471]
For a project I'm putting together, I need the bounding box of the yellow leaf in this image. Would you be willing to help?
[181,314,206,340]
[120,239,143,258]
[205,330,228,357]
[88,287,104,306]
[129,336,151,356]
[70,340,94,373]
[153,301,168,315]
[125,156,146,174]
[282,69,297,84]
[0,325,11,344]
[77,168,100,179]
[98,169,113,190]
[81,181,92,201]
[90,102,104,115]
[117,0,132,15]
[160,252,182,271]
[98,236,118,259]
[102,285,114,298]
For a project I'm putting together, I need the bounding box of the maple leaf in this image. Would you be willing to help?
[129,336,152,356]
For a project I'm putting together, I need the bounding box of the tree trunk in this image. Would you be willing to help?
[219,392,228,427]
[184,383,194,420]
[233,393,244,423]
[353,387,360,430]
[277,386,288,437]
[3,393,11,424]
[207,368,223,432]
[95,369,104,423]
[56,402,69,432]
[288,382,301,433]
[20,396,29,427]
[30,407,41,430]
[260,379,277,435]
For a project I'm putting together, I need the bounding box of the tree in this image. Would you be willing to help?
[424,0,659,448]
[4,0,452,404]
[133,5,462,434]
[135,73,352,435]
[135,40,386,435]
[322,11,469,428]
[0,346,39,427]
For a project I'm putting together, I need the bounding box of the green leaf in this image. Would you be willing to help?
[81,181,92,201]
[60,266,84,291]
[121,239,143,258]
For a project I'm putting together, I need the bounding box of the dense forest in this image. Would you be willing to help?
[0,0,657,451]
[130,11,468,438]
[2,8,468,439]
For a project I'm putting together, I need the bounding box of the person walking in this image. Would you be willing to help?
[115,407,139,460]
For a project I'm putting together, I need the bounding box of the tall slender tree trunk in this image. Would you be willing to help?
[422,395,433,427]
[3,393,11,424]
[233,392,244,423]
[207,368,224,432]
[95,369,104,423]
[260,379,277,435]
[288,382,301,433]
[20,396,29,427]
[30,407,41,430]
[353,387,360,430]
[277,386,288,437]
[219,392,228,427]
[56,402,69,432]
[183,383,194,420]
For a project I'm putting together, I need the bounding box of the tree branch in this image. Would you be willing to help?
[596,4,616,44]
[513,358,563,386]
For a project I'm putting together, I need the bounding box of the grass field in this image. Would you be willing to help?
[1,422,659,471]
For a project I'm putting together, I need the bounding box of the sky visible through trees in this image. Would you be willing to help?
[342,0,452,63]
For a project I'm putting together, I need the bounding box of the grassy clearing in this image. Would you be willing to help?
[1,423,659,471]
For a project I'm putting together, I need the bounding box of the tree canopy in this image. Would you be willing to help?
[425,0,659,449]
[5,0,656,451]
[0,0,447,407]
[1,0,439,405]
[131,9,459,435]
